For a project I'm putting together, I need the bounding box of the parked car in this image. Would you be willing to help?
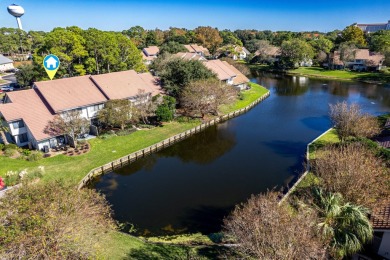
[1,86,14,92]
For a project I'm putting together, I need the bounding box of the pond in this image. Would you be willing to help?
[93,73,390,236]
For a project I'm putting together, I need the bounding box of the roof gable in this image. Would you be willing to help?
[91,70,162,100]
[0,89,54,141]
[34,75,108,113]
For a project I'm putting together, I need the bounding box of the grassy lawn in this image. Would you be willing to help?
[288,67,390,83]
[308,128,339,160]
[0,79,7,84]
[294,128,343,192]
[0,122,199,183]
[220,82,269,114]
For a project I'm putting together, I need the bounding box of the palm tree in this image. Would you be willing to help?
[311,188,373,259]
[0,118,9,145]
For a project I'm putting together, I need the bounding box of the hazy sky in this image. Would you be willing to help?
[1,0,389,32]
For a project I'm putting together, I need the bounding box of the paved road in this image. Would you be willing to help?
[1,74,16,84]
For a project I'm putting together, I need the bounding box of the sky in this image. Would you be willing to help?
[0,0,389,32]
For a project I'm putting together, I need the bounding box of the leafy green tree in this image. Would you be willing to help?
[220,30,242,46]
[0,180,115,259]
[272,31,294,46]
[369,30,390,66]
[122,25,146,48]
[15,64,38,88]
[152,56,216,97]
[194,26,223,54]
[155,96,176,122]
[233,29,256,45]
[97,99,136,130]
[341,25,367,47]
[244,39,267,53]
[370,30,390,52]
[338,42,358,67]
[38,27,88,77]
[309,36,334,54]
[280,39,314,69]
[159,41,187,55]
[164,27,189,44]
[310,188,373,259]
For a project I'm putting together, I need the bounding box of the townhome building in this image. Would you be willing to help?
[0,70,161,150]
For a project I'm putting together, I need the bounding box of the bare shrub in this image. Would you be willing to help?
[329,101,380,140]
[181,79,237,118]
[312,143,390,210]
[0,180,115,259]
[223,192,327,259]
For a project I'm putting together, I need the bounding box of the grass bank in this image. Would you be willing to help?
[288,67,390,83]
[220,82,269,114]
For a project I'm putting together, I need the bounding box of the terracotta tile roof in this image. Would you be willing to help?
[137,72,164,96]
[222,61,249,86]
[372,204,390,230]
[174,52,206,61]
[34,76,107,113]
[0,89,54,141]
[143,46,159,56]
[204,60,237,81]
[91,70,161,100]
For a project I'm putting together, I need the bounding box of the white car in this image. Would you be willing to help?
[1,86,14,92]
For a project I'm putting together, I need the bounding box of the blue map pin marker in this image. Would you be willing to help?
[43,54,60,80]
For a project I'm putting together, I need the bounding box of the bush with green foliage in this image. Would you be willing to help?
[151,57,216,97]
[4,144,17,150]
[156,96,176,122]
[0,144,4,150]
[27,151,43,162]
[3,148,17,157]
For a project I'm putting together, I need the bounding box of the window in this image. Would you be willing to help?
[91,104,102,112]
[18,133,28,143]
[12,120,24,129]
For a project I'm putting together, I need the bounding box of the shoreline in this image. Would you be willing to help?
[78,89,271,189]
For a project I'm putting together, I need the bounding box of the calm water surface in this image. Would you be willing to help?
[94,74,390,236]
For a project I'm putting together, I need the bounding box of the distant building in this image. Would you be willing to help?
[327,49,384,71]
[356,20,390,33]
[184,44,210,57]
[0,55,14,72]
[142,46,159,65]
[174,52,206,61]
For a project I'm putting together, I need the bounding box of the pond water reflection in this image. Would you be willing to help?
[94,74,390,236]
